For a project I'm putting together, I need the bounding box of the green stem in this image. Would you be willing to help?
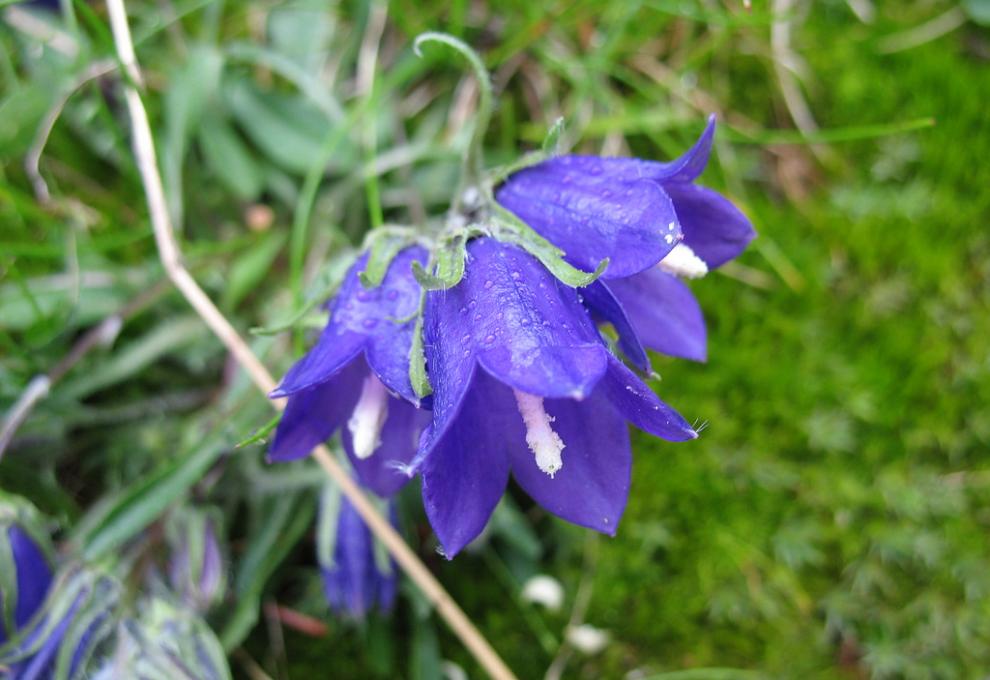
[413,32,494,207]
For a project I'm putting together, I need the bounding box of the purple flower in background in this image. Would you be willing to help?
[0,568,119,680]
[497,115,755,363]
[166,508,225,613]
[414,238,696,557]
[269,247,431,496]
[320,496,397,619]
[0,525,53,646]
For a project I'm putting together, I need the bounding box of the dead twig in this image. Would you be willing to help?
[104,2,517,678]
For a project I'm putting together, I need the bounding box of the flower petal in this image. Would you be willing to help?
[363,247,428,401]
[268,357,366,462]
[271,247,426,400]
[508,390,630,534]
[463,239,608,397]
[496,175,683,278]
[420,370,514,557]
[606,270,707,362]
[665,183,755,269]
[601,356,697,441]
[7,527,52,636]
[579,281,651,371]
[342,397,431,496]
[507,115,716,186]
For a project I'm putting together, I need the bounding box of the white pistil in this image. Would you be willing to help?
[658,242,709,279]
[347,374,390,459]
[513,390,565,477]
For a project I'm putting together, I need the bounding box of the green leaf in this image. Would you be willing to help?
[221,494,314,650]
[408,295,431,399]
[542,116,566,154]
[162,44,225,226]
[61,316,207,400]
[410,232,468,291]
[409,618,443,680]
[359,231,412,289]
[235,413,281,448]
[493,207,609,287]
[962,0,990,25]
[72,434,228,561]
[224,79,356,175]
[222,230,287,309]
[197,113,265,200]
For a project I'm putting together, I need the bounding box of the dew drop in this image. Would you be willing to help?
[484,334,495,343]
[483,279,493,289]
[459,306,468,314]
[362,318,378,330]
[511,271,521,280]
[356,290,372,302]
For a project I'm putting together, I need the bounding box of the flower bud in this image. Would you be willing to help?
[0,565,120,679]
[94,597,230,680]
[0,493,54,645]
[317,485,397,619]
[165,507,226,613]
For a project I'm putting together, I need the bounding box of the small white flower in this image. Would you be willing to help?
[567,624,611,655]
[521,574,564,611]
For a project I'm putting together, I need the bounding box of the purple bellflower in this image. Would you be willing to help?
[0,525,53,646]
[320,495,397,619]
[166,508,225,613]
[496,115,755,364]
[0,568,119,680]
[414,237,697,557]
[269,246,431,496]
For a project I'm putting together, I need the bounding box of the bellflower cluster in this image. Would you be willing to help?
[267,37,753,560]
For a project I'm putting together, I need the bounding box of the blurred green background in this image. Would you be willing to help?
[1,0,989,678]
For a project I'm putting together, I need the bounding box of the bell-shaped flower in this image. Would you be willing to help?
[496,116,755,364]
[269,247,431,496]
[92,598,230,680]
[414,238,696,557]
[319,494,397,619]
[0,502,54,646]
[165,507,225,613]
[0,566,119,680]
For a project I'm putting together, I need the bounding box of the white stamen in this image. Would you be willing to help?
[658,242,709,279]
[347,374,390,459]
[513,390,565,477]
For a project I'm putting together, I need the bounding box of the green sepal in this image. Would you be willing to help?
[410,232,468,291]
[359,228,416,289]
[542,116,566,154]
[492,205,609,287]
[408,290,432,399]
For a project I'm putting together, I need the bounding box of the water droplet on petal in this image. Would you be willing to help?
[483,279,493,289]
[362,318,378,330]
[356,290,372,302]
[484,334,495,343]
